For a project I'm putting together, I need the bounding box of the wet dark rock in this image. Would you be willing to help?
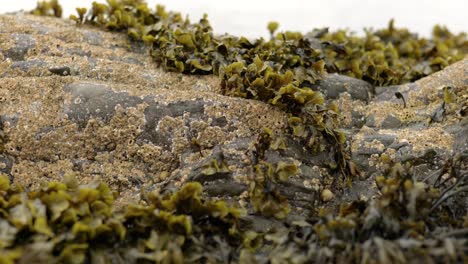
[318,74,373,101]
[3,33,36,61]
[49,66,71,76]
[241,215,285,233]
[202,181,247,197]
[212,116,228,127]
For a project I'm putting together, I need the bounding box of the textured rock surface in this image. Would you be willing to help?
[1,13,467,216]
[0,14,322,211]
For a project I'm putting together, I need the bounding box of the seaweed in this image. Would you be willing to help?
[318,19,467,85]
[0,175,246,263]
[20,1,468,262]
[30,0,62,18]
[61,0,349,181]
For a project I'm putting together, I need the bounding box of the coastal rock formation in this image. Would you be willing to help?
[1,13,466,214]
[0,9,467,263]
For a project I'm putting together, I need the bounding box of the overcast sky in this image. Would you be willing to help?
[2,0,467,39]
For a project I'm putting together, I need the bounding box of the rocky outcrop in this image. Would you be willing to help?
[1,13,466,217]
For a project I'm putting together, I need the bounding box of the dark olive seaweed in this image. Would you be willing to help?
[3,1,465,263]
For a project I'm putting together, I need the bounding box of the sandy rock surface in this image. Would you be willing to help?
[1,13,467,216]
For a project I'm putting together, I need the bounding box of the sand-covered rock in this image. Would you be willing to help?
[0,13,466,214]
[1,10,467,263]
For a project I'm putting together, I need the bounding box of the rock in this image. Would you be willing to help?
[453,121,468,153]
[317,73,373,101]
[8,60,46,72]
[49,66,71,76]
[346,56,467,177]
[0,12,467,217]
[3,33,36,61]
[365,115,376,127]
[380,114,402,128]
[0,13,334,213]
[350,110,366,128]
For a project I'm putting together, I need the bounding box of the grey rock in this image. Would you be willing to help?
[396,145,413,161]
[400,148,437,165]
[429,103,446,123]
[2,13,467,225]
[351,154,373,173]
[381,114,401,128]
[109,56,144,65]
[453,122,468,153]
[362,134,396,147]
[388,141,409,150]
[49,66,71,76]
[0,154,13,179]
[63,82,145,128]
[365,115,376,127]
[355,146,384,155]
[9,59,46,72]
[350,110,366,129]
[3,33,36,61]
[202,182,247,197]
[375,83,418,102]
[0,115,20,128]
[83,31,103,46]
[212,116,228,127]
[139,98,206,149]
[64,47,92,57]
[317,74,373,101]
[241,215,285,233]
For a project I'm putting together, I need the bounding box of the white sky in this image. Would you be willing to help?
[1,0,467,38]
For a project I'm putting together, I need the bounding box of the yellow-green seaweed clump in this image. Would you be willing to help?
[319,19,467,85]
[0,174,246,263]
[30,0,62,18]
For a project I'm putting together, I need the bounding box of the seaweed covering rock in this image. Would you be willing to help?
[0,1,467,263]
